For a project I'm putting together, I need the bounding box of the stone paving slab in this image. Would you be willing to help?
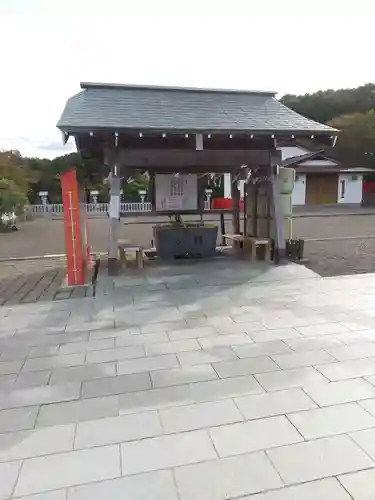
[338,468,375,500]
[267,435,374,485]
[174,452,283,500]
[0,259,66,306]
[246,477,352,500]
[2,261,375,498]
[14,445,121,497]
[68,470,178,500]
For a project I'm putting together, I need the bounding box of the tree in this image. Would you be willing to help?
[121,171,149,201]
[281,84,375,124]
[327,110,375,166]
[0,150,33,196]
[0,151,30,225]
[280,83,375,167]
[0,178,28,217]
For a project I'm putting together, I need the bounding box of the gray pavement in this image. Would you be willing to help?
[2,209,375,260]
[1,260,375,498]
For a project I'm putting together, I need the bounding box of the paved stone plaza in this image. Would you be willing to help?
[1,212,375,260]
[3,212,375,280]
[2,260,375,498]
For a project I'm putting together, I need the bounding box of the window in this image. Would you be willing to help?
[340,180,345,198]
[351,175,358,181]
[170,178,184,197]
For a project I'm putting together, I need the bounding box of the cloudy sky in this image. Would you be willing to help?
[0,0,374,159]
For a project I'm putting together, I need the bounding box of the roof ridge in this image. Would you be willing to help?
[57,83,339,135]
[281,149,325,167]
[80,81,276,96]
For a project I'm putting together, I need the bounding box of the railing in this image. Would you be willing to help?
[29,200,210,217]
[30,204,64,215]
[85,203,110,214]
[121,202,152,212]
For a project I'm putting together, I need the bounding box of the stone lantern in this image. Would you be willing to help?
[90,190,99,204]
[204,187,213,210]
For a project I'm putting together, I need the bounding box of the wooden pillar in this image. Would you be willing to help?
[269,153,286,263]
[243,180,248,238]
[220,212,226,245]
[149,171,156,207]
[252,183,259,237]
[244,179,258,237]
[266,180,272,238]
[107,168,121,276]
[244,180,251,236]
[231,172,240,235]
[257,182,270,238]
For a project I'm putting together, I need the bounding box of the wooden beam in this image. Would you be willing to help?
[203,136,274,151]
[111,149,271,170]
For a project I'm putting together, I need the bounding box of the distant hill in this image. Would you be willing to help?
[281,83,375,124]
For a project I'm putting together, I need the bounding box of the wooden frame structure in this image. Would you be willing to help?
[57,82,339,274]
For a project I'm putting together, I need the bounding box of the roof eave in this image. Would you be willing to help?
[295,165,374,174]
[281,150,326,168]
[79,81,277,96]
[57,124,338,136]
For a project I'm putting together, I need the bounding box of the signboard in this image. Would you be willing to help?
[166,197,183,210]
[155,174,198,211]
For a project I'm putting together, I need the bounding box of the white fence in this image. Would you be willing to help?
[29,201,210,217]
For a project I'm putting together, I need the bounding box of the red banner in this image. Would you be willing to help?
[60,169,85,286]
[211,198,244,210]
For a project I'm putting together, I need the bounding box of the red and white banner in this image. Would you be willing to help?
[60,169,86,286]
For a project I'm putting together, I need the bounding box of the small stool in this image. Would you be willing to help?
[244,237,271,261]
[118,241,144,269]
[222,234,244,250]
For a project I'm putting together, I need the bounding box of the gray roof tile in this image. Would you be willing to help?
[57,83,338,135]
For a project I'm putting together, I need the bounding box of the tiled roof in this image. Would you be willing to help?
[57,82,338,135]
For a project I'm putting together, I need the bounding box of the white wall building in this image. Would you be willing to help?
[223,145,371,206]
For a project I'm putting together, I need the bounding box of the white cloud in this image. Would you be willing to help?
[0,0,374,158]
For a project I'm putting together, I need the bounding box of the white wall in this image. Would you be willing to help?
[337,174,363,204]
[292,174,306,205]
[223,173,305,205]
[280,146,310,161]
[224,174,231,199]
[300,159,338,167]
[224,176,245,199]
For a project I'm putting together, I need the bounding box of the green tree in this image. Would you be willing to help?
[280,83,375,168]
[281,83,375,124]
[0,178,28,216]
[0,151,30,225]
[0,150,34,195]
[327,110,375,166]
[121,171,149,201]
[24,153,110,203]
